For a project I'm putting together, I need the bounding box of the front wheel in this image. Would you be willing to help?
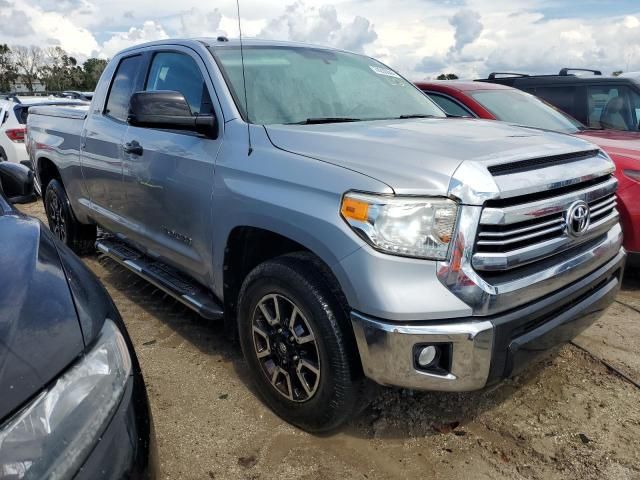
[238,253,370,432]
[44,179,96,254]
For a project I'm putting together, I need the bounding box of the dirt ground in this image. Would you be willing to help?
[19,201,640,480]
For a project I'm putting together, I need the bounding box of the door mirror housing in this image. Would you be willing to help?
[0,163,36,204]
[128,90,218,138]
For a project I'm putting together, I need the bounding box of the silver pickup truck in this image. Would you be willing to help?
[27,38,625,432]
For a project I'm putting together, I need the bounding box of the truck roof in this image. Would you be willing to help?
[118,37,349,56]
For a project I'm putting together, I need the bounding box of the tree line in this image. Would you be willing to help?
[0,44,108,93]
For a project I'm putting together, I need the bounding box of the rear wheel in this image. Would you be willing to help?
[44,179,96,254]
[238,253,370,432]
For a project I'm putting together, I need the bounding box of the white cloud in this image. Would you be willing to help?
[0,0,638,81]
[100,21,169,58]
[411,7,640,80]
[0,1,98,57]
[178,8,225,38]
[0,8,34,37]
[449,9,483,54]
[258,2,377,52]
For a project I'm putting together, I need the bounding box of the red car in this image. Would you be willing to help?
[416,80,640,267]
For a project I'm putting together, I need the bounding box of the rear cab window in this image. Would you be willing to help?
[104,55,144,122]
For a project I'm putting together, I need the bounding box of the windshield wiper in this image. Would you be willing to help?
[287,117,362,125]
[396,114,441,119]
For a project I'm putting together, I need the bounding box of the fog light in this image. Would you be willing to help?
[417,345,438,367]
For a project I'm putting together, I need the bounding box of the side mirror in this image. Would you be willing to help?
[0,163,36,204]
[128,90,217,138]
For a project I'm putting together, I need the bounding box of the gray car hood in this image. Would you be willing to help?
[265,118,596,196]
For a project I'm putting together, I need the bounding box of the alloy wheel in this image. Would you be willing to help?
[251,293,321,402]
[46,190,67,242]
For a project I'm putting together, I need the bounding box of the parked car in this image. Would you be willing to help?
[0,163,156,479]
[417,80,640,268]
[478,68,640,132]
[61,90,94,101]
[0,95,89,195]
[27,38,625,432]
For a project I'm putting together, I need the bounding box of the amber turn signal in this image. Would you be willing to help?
[341,197,369,222]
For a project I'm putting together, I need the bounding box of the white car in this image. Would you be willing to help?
[0,95,89,194]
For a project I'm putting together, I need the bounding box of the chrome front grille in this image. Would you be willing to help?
[473,176,618,272]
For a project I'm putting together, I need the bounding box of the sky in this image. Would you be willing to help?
[0,0,639,79]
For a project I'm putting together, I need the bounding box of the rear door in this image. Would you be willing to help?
[120,47,223,284]
[81,54,144,217]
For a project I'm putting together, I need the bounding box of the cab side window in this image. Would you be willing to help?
[104,55,142,122]
[145,52,212,115]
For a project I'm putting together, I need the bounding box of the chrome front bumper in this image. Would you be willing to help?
[351,312,493,391]
[352,249,625,391]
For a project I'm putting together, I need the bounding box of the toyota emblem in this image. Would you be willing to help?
[566,200,590,237]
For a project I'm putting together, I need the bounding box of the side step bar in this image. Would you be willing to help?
[96,239,224,320]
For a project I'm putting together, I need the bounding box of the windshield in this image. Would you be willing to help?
[470,89,584,134]
[212,46,445,125]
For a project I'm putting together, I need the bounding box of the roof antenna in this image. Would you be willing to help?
[236,0,253,155]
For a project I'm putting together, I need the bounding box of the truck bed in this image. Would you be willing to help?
[28,104,89,121]
[27,105,88,162]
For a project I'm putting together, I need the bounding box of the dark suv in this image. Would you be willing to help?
[479,68,640,132]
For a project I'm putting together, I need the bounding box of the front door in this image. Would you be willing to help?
[81,54,144,218]
[120,48,223,284]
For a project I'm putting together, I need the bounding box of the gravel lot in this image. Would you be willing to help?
[19,201,640,480]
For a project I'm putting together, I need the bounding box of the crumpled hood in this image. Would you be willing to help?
[0,214,84,423]
[265,118,597,195]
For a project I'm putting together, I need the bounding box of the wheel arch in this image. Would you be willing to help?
[221,225,353,330]
[36,156,61,194]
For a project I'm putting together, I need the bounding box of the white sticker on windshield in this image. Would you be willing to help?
[369,65,401,78]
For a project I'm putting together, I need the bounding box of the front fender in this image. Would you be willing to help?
[211,122,391,302]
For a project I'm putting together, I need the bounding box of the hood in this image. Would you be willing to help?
[576,130,640,162]
[0,213,84,423]
[265,118,596,195]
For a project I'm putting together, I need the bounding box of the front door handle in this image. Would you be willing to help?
[123,141,143,156]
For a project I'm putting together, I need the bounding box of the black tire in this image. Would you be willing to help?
[238,252,370,432]
[0,149,7,162]
[44,179,96,254]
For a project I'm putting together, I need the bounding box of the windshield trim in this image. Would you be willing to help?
[208,45,445,125]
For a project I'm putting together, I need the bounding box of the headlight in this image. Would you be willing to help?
[340,192,458,260]
[624,169,640,183]
[0,319,131,480]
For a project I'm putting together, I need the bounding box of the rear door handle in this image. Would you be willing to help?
[123,141,143,156]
